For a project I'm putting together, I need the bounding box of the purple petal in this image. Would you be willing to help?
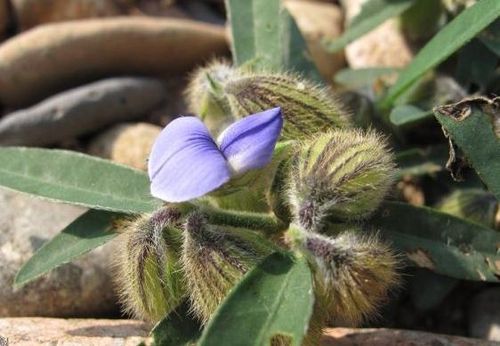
[148,116,231,202]
[218,107,283,174]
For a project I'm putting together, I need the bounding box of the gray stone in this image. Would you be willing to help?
[468,288,500,341]
[0,77,166,146]
[0,189,119,317]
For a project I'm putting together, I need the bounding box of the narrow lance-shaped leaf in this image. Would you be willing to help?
[0,147,161,213]
[15,210,120,288]
[152,301,202,346]
[390,104,433,127]
[225,0,320,81]
[199,252,314,346]
[434,97,500,200]
[371,201,500,282]
[382,0,500,107]
[395,145,448,179]
[324,0,415,53]
[334,67,399,89]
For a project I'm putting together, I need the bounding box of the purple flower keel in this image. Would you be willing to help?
[148,108,283,202]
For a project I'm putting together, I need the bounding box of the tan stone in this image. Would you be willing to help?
[285,1,345,81]
[1,320,495,346]
[340,0,413,69]
[12,0,123,31]
[321,327,497,346]
[88,122,162,171]
[0,318,151,346]
[0,17,228,107]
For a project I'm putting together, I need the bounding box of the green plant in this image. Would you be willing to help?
[3,0,499,345]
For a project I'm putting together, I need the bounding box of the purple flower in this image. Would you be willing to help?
[148,107,283,202]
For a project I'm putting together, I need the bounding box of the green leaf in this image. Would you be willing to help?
[395,145,448,179]
[408,269,458,311]
[479,19,500,56]
[455,39,498,90]
[152,301,202,346]
[324,0,415,53]
[0,147,161,213]
[371,201,500,282]
[334,67,399,89]
[382,0,500,107]
[15,210,119,288]
[433,98,500,200]
[225,0,320,81]
[389,104,433,126]
[199,252,314,346]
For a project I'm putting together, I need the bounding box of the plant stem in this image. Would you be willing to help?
[203,206,288,236]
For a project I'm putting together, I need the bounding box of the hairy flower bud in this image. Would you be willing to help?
[436,189,498,230]
[225,73,351,140]
[114,207,185,322]
[185,60,239,135]
[287,226,400,326]
[182,212,276,324]
[289,129,396,230]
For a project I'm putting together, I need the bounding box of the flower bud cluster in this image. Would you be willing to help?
[113,60,402,337]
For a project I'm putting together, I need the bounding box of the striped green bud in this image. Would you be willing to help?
[182,212,277,324]
[210,140,295,213]
[287,225,400,326]
[436,189,498,230]
[185,60,239,135]
[289,129,396,230]
[224,73,351,140]
[114,207,185,322]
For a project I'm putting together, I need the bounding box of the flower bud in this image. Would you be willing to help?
[185,60,239,135]
[436,189,498,230]
[114,207,185,322]
[224,73,351,140]
[182,212,276,324]
[287,226,400,326]
[288,129,396,230]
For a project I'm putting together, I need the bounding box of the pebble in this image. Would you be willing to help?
[0,77,166,146]
[0,190,118,317]
[340,0,413,68]
[468,288,500,341]
[285,0,346,82]
[0,17,228,107]
[12,0,123,31]
[87,122,162,171]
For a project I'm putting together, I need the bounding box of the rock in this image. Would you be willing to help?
[468,288,500,341]
[12,0,123,31]
[2,321,495,346]
[0,17,228,107]
[321,327,497,346]
[340,0,413,69]
[0,190,118,317]
[88,122,162,171]
[0,317,150,346]
[0,77,166,146]
[285,1,345,82]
